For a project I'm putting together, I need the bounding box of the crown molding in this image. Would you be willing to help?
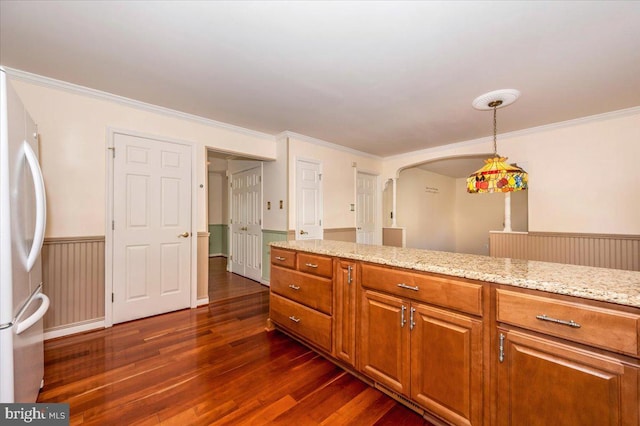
[3,67,276,141]
[278,131,382,160]
[386,105,640,161]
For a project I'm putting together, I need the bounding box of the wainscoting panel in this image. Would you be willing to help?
[490,232,640,271]
[42,236,105,332]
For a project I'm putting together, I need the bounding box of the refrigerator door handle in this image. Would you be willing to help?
[23,141,47,272]
[14,292,49,335]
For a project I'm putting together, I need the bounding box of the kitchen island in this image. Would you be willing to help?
[268,240,640,426]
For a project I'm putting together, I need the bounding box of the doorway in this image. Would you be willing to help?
[206,150,266,301]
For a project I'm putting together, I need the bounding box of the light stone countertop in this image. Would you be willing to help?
[270,240,640,309]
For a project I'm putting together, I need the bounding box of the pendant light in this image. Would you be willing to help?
[467,89,528,194]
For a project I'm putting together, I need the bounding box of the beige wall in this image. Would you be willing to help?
[287,135,383,230]
[397,168,456,252]
[207,172,227,225]
[395,168,528,255]
[454,179,527,255]
[11,78,276,237]
[384,108,640,235]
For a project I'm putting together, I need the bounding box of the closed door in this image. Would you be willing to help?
[356,172,376,244]
[230,166,262,281]
[112,133,191,324]
[296,159,322,240]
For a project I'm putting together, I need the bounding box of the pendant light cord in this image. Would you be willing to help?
[493,105,498,156]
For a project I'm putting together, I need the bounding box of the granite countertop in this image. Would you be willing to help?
[271,240,640,309]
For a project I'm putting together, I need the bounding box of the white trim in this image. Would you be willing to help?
[4,67,275,142]
[385,105,640,162]
[44,319,105,341]
[197,297,209,307]
[260,279,271,286]
[209,253,228,258]
[280,131,382,160]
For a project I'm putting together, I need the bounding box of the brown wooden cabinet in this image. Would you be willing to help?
[269,246,640,426]
[496,328,639,426]
[269,249,333,353]
[358,263,485,426]
[358,289,410,395]
[495,287,640,426]
[411,304,483,426]
[334,259,357,366]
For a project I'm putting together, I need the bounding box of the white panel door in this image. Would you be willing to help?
[356,171,377,244]
[296,159,322,240]
[112,134,191,324]
[230,166,262,281]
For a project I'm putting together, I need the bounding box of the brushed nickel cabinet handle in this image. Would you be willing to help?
[275,256,286,261]
[289,316,301,323]
[397,283,419,291]
[288,284,301,291]
[305,263,318,268]
[536,314,581,328]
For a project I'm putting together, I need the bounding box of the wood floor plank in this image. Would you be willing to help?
[37,258,431,425]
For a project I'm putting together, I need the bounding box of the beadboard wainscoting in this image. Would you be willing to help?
[42,236,106,337]
[490,231,640,271]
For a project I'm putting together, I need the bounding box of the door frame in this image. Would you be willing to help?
[105,128,197,327]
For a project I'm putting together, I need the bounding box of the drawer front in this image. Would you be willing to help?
[271,248,296,269]
[270,293,332,352]
[412,273,483,316]
[497,289,640,356]
[297,252,333,278]
[361,263,483,316]
[270,266,332,314]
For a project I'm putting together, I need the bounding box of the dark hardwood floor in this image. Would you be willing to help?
[37,258,432,425]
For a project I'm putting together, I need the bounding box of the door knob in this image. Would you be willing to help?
[178,232,190,238]
[299,230,308,235]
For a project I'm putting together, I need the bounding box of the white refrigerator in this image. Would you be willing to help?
[0,67,50,403]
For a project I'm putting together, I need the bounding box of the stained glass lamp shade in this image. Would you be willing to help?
[466,156,528,193]
[467,91,528,194]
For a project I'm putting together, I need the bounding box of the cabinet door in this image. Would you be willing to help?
[497,329,639,426]
[358,289,410,396]
[334,260,357,366]
[411,304,483,426]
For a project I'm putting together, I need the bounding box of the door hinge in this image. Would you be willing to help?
[319,219,322,226]
[230,219,233,224]
[108,147,115,158]
[112,220,115,230]
[499,333,505,363]
[259,176,262,183]
[111,293,114,303]
[259,219,262,225]
[230,255,233,261]
[318,173,322,181]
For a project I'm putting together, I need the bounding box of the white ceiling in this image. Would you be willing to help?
[2,1,639,158]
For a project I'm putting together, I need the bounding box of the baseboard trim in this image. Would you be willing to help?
[197,297,210,306]
[44,319,105,341]
[209,253,228,258]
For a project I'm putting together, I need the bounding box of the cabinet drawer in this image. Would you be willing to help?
[271,248,296,269]
[270,293,332,352]
[297,252,333,278]
[270,266,332,314]
[361,263,483,316]
[497,289,640,356]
